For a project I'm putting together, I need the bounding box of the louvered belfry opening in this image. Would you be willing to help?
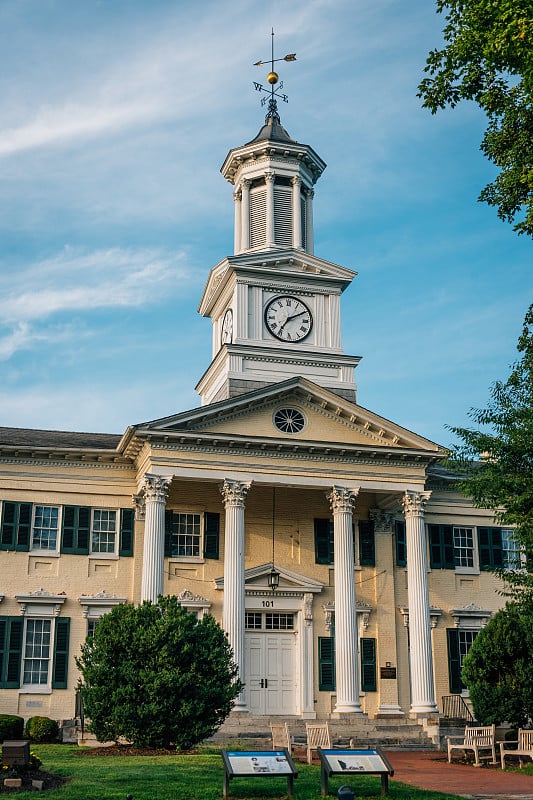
[248,175,306,251]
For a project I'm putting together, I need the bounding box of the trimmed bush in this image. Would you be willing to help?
[0,714,24,741]
[24,716,59,743]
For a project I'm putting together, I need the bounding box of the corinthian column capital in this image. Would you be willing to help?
[220,479,251,508]
[402,490,431,517]
[140,474,172,504]
[370,509,395,534]
[327,485,359,514]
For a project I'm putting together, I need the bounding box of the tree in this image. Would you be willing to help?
[462,602,533,728]
[77,595,242,749]
[447,304,533,600]
[418,1,533,237]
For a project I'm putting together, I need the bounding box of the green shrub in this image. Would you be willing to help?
[0,714,24,741]
[24,716,59,743]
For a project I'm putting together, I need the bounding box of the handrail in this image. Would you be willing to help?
[441,695,475,722]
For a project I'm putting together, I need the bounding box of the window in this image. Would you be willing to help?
[453,527,474,568]
[87,619,98,638]
[502,529,522,569]
[0,613,70,691]
[447,628,478,693]
[32,506,60,551]
[23,619,51,686]
[429,525,475,570]
[165,511,220,560]
[314,519,375,567]
[91,509,117,555]
[245,613,294,631]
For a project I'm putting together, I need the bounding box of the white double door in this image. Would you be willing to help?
[245,631,298,715]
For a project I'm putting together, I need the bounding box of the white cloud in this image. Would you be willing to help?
[0,246,190,326]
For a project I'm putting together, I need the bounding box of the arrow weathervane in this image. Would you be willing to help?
[253,29,296,119]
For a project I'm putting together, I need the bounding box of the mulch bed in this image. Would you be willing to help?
[1,770,67,793]
[76,744,197,757]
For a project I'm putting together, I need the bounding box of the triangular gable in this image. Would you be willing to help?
[215,563,324,594]
[198,250,356,316]
[120,376,442,454]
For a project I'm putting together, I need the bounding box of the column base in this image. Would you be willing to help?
[376,704,404,718]
[409,705,438,717]
[332,703,363,715]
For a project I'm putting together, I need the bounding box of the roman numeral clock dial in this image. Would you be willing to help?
[264,295,313,342]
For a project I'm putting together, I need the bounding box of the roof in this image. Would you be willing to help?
[247,113,297,145]
[0,426,121,451]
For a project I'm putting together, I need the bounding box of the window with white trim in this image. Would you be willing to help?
[453,527,475,568]
[502,529,523,569]
[23,619,51,686]
[91,509,117,555]
[169,513,200,557]
[31,505,60,551]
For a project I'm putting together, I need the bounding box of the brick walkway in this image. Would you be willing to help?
[384,750,533,799]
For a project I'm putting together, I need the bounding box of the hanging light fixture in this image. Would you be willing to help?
[268,487,280,592]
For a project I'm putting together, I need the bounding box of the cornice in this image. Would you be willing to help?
[146,433,440,470]
[0,455,133,470]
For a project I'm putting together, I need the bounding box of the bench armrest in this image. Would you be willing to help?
[446,736,466,744]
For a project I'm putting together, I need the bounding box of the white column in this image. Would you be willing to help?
[140,474,172,604]
[265,171,275,248]
[328,485,362,714]
[221,479,251,711]
[402,491,438,715]
[301,593,317,718]
[370,509,404,717]
[233,188,242,254]
[291,176,302,249]
[305,188,314,254]
[241,179,251,251]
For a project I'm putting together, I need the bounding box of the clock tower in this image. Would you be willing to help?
[196,85,360,405]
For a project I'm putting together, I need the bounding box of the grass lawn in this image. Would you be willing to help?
[3,745,478,800]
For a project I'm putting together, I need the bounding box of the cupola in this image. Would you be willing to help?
[221,105,326,255]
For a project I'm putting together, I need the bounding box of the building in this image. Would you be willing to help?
[0,84,514,736]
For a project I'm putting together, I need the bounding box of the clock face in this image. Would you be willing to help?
[264,295,313,342]
[221,308,233,344]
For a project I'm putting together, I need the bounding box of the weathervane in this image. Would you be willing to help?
[253,29,296,119]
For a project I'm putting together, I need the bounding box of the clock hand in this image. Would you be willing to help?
[278,309,308,335]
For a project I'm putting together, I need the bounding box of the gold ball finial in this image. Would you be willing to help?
[267,71,279,85]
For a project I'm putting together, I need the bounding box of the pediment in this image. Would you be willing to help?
[123,377,442,456]
[215,563,324,595]
[198,251,356,317]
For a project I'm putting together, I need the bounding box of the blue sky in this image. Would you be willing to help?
[0,0,531,448]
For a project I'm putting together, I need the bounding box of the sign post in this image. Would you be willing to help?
[221,749,298,799]
[318,747,394,796]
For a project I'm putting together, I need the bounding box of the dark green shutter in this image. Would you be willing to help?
[395,521,407,566]
[446,628,462,693]
[61,506,90,554]
[203,512,220,559]
[442,525,455,568]
[478,527,503,569]
[314,518,334,564]
[429,525,454,569]
[359,521,375,566]
[318,636,335,691]
[360,637,377,692]
[52,618,70,689]
[0,617,23,688]
[119,508,134,557]
[0,502,32,551]
[164,510,174,557]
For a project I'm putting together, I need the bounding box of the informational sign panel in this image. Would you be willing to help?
[221,750,298,798]
[318,748,394,797]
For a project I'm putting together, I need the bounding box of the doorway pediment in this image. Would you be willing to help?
[215,563,324,596]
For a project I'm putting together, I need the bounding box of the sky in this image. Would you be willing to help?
[0,0,531,449]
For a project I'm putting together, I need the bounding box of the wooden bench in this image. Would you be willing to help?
[446,724,497,767]
[306,722,332,765]
[500,729,533,769]
[270,722,292,752]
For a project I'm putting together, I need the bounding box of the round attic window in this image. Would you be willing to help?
[273,407,306,434]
